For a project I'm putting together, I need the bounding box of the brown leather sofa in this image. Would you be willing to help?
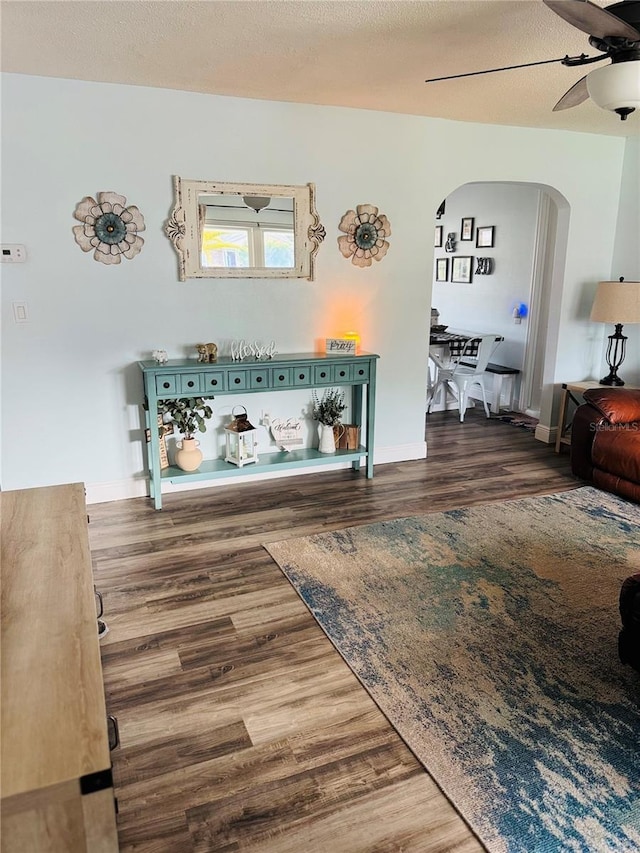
[570,387,640,503]
[619,573,640,673]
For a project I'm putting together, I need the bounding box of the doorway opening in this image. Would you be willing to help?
[429,181,569,422]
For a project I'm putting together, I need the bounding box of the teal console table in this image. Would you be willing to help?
[139,351,379,509]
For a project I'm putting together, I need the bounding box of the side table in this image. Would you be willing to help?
[555,380,638,453]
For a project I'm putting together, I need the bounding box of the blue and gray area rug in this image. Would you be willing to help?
[265,487,640,853]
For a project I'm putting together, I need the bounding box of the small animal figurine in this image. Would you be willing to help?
[196,342,218,362]
[152,349,168,364]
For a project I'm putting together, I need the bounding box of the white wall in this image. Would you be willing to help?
[0,73,632,500]
[610,135,640,387]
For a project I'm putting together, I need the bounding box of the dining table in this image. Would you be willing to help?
[429,327,503,360]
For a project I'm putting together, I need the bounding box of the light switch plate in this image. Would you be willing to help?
[1,244,27,263]
[13,302,29,323]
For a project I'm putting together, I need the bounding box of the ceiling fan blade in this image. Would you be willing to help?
[543,0,640,42]
[552,74,590,110]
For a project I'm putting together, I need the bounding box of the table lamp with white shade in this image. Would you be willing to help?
[590,277,640,386]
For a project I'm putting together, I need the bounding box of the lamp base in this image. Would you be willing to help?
[599,372,625,387]
[599,322,628,387]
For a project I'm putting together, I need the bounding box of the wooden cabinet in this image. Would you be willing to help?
[1,484,118,853]
[139,351,379,509]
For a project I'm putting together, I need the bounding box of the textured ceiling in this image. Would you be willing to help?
[1,0,638,137]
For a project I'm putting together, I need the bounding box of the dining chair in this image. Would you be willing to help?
[427,334,498,422]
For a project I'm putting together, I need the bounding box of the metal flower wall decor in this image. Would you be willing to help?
[73,192,145,265]
[337,204,391,268]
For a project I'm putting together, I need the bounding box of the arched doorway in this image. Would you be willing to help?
[431,181,569,425]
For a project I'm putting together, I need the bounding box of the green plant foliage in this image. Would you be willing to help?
[158,397,213,439]
[311,388,346,426]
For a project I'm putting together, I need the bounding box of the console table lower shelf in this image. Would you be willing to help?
[159,446,368,484]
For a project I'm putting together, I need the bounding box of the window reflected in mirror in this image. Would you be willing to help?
[199,194,295,270]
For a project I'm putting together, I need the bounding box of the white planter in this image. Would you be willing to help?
[318,423,336,453]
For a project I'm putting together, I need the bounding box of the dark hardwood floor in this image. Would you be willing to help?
[90,411,578,852]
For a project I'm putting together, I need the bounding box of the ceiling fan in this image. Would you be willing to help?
[426,0,640,120]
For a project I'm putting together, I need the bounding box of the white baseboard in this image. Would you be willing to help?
[85,477,149,504]
[534,423,556,444]
[84,441,428,504]
[373,441,427,464]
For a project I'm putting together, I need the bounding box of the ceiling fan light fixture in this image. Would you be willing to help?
[586,61,640,119]
[243,195,271,213]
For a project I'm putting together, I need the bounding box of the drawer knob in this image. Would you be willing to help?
[163,382,170,389]
[279,374,285,381]
[299,373,305,380]
[320,371,327,378]
[256,376,263,383]
[187,381,194,388]
[358,369,364,376]
[211,379,218,386]
[339,370,346,377]
[234,378,241,384]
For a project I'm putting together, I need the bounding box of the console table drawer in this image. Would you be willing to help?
[314,364,334,384]
[293,366,312,386]
[249,368,270,389]
[334,363,353,383]
[228,370,249,390]
[180,373,203,394]
[204,371,226,393]
[156,374,178,394]
[271,367,293,387]
[353,363,370,382]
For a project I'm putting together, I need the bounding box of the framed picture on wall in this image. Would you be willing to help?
[476,226,495,248]
[434,225,443,248]
[435,257,449,281]
[461,217,474,241]
[451,256,473,283]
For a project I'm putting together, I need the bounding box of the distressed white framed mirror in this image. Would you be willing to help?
[165,177,325,281]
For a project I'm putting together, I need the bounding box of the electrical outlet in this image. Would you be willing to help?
[1,244,27,263]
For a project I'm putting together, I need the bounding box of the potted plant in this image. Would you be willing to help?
[158,397,213,471]
[312,388,346,453]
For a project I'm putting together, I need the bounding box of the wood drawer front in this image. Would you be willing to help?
[353,362,370,382]
[334,363,353,383]
[293,366,312,386]
[180,374,202,394]
[1,484,119,852]
[249,369,270,389]
[156,374,177,395]
[228,370,249,390]
[271,367,293,387]
[203,371,226,393]
[313,365,334,385]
